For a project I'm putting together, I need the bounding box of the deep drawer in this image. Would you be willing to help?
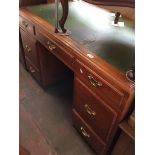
[20,29,39,68]
[36,31,74,70]
[25,58,41,83]
[75,59,124,110]
[19,16,35,35]
[74,78,117,142]
[72,109,105,155]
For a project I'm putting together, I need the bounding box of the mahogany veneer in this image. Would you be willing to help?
[74,78,117,142]
[72,109,106,155]
[20,29,39,68]
[20,18,71,87]
[19,2,134,154]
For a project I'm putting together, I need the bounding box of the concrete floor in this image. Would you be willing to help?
[19,63,95,155]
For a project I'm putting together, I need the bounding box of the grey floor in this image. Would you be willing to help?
[19,63,95,155]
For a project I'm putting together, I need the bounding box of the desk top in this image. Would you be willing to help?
[27,1,135,73]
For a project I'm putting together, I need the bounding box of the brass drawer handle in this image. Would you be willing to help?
[25,45,32,53]
[46,41,56,51]
[88,75,102,87]
[22,21,28,28]
[29,66,35,73]
[84,104,96,116]
[80,126,90,138]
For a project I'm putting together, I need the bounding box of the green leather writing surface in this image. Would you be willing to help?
[27,1,135,73]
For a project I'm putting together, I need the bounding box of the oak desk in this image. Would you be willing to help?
[19,1,135,154]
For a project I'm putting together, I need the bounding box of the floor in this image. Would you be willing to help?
[19,63,95,155]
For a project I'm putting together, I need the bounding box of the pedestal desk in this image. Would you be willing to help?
[19,1,135,154]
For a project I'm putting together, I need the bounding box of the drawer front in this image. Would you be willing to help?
[26,58,41,83]
[72,109,105,155]
[74,78,117,142]
[20,29,39,68]
[19,16,35,35]
[36,31,74,70]
[75,59,124,110]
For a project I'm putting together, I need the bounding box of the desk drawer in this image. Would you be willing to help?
[36,31,74,70]
[26,58,41,83]
[19,16,35,35]
[72,109,105,155]
[75,59,124,110]
[20,29,39,68]
[74,78,117,142]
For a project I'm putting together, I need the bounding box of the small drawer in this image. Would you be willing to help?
[74,78,117,142]
[19,16,35,35]
[20,29,38,68]
[36,31,74,70]
[75,59,124,110]
[26,58,41,83]
[72,109,105,155]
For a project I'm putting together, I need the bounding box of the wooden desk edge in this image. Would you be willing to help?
[119,120,135,140]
